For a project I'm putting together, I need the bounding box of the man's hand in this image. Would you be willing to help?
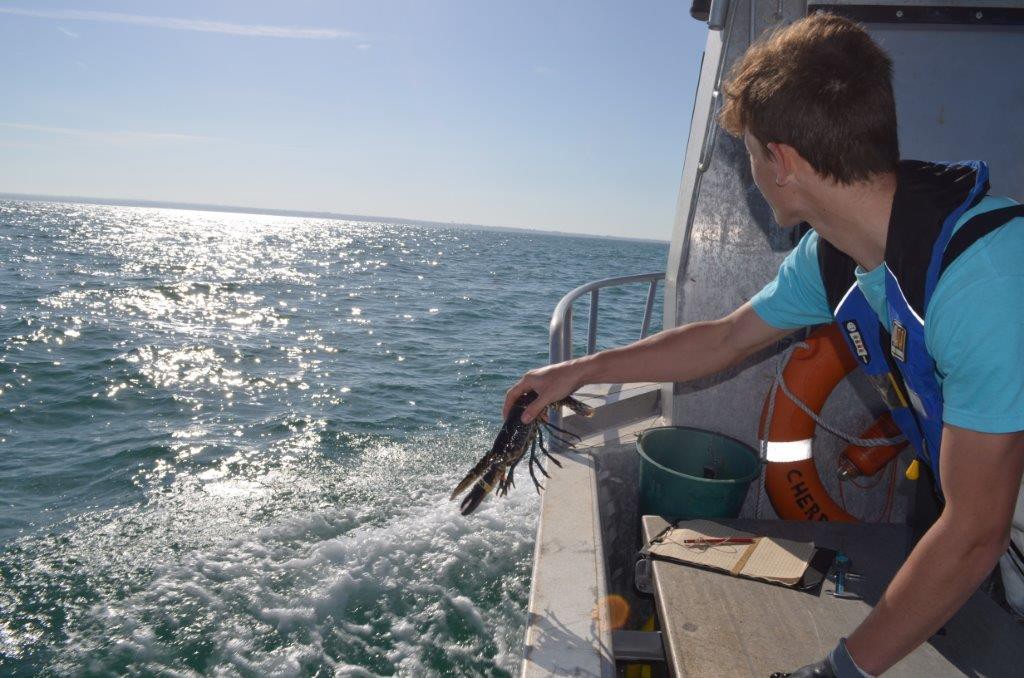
[771,638,867,677]
[770,660,834,678]
[503,360,587,423]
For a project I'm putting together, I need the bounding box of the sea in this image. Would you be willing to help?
[0,200,666,676]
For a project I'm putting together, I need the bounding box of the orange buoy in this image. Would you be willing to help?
[760,324,904,523]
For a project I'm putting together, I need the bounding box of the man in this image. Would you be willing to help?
[504,13,1024,677]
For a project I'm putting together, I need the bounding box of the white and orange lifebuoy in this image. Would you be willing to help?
[759,324,905,523]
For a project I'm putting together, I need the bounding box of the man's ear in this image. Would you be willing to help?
[766,142,800,187]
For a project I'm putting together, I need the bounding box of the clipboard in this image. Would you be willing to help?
[641,519,836,594]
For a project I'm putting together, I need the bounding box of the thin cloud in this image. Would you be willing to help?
[0,122,219,145]
[57,26,79,38]
[0,140,42,149]
[0,7,358,40]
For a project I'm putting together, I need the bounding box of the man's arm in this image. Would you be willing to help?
[505,301,794,422]
[845,425,1024,675]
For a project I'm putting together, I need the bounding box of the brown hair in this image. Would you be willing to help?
[719,12,899,184]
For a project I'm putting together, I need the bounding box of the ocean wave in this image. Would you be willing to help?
[0,201,666,674]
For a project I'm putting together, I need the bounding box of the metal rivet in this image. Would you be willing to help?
[976,11,983,19]
[895,10,904,19]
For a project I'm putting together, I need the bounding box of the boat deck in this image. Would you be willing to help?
[522,382,664,678]
[642,516,1024,677]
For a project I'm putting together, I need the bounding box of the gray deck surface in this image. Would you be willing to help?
[642,516,1024,677]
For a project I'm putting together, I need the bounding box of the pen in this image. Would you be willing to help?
[683,537,757,545]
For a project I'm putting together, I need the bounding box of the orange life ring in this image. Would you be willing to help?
[759,324,905,522]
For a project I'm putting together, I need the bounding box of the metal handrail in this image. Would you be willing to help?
[546,271,664,443]
[548,272,664,366]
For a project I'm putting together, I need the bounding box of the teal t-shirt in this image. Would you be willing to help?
[751,196,1024,434]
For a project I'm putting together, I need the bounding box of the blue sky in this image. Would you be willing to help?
[1,2,707,240]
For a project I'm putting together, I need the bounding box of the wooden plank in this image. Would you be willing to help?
[642,516,1024,677]
[575,416,666,450]
[559,383,662,443]
[571,382,660,405]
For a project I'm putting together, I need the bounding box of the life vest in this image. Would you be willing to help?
[818,161,1024,494]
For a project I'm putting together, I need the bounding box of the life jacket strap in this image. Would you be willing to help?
[940,204,1024,276]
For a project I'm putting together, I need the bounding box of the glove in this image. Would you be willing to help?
[769,657,836,677]
[770,638,871,678]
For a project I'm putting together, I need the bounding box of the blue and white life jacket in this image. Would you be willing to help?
[817,160,1024,494]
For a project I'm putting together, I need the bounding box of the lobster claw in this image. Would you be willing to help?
[458,465,503,515]
[449,468,481,502]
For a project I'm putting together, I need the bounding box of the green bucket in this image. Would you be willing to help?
[637,426,761,519]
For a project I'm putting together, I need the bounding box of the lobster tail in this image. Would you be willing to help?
[556,395,594,418]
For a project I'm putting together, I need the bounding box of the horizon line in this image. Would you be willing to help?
[0,192,670,245]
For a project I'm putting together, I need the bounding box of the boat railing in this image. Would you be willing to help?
[547,271,665,432]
